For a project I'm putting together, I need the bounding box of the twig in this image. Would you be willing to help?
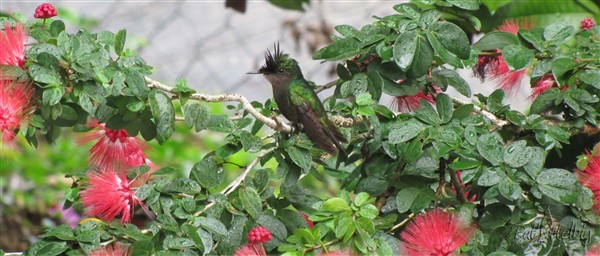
[192,147,276,217]
[304,238,342,253]
[386,212,416,234]
[451,97,508,129]
[314,80,338,94]
[448,169,467,203]
[146,77,293,133]
[221,147,276,195]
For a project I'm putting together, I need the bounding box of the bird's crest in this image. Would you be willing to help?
[259,43,286,74]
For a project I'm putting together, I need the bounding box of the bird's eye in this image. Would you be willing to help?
[278,68,284,73]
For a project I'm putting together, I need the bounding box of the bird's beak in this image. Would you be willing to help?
[246,71,262,75]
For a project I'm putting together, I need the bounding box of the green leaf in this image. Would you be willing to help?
[543,21,574,43]
[42,87,64,106]
[354,192,372,207]
[115,29,126,55]
[49,20,66,37]
[256,214,288,249]
[435,93,453,123]
[552,57,577,83]
[479,203,511,231]
[529,88,560,113]
[184,102,210,132]
[478,168,501,186]
[505,110,526,126]
[393,30,418,72]
[408,33,434,78]
[207,115,234,133]
[430,21,471,59]
[501,45,533,70]
[313,38,361,61]
[341,73,369,97]
[191,157,223,190]
[240,131,262,153]
[503,140,531,168]
[148,89,175,144]
[448,160,480,170]
[131,240,154,256]
[29,64,61,85]
[31,27,52,42]
[323,198,350,213]
[414,99,442,125]
[472,31,518,51]
[537,168,578,204]
[124,69,149,99]
[498,178,522,201]
[195,217,228,237]
[432,69,471,97]
[477,134,504,166]
[155,178,202,194]
[387,119,425,144]
[286,146,312,171]
[358,204,379,219]
[355,92,376,106]
[524,146,545,178]
[426,30,465,68]
[23,241,68,256]
[239,186,262,218]
[182,223,210,254]
[580,70,600,89]
[447,0,480,10]
[395,187,420,213]
[394,3,421,20]
[39,225,75,241]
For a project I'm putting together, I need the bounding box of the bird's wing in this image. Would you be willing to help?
[290,83,347,155]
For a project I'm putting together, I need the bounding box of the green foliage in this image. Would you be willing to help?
[4,1,600,255]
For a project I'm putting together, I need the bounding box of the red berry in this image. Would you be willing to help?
[580,17,596,31]
[34,3,57,19]
[247,226,272,244]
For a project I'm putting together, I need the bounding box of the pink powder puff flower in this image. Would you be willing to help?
[528,74,557,99]
[235,226,273,256]
[0,22,26,67]
[474,19,533,95]
[578,150,600,214]
[34,3,58,19]
[89,243,130,256]
[78,120,149,173]
[587,244,600,256]
[400,209,475,256]
[393,90,435,113]
[392,85,440,113]
[0,77,35,144]
[80,170,145,223]
[580,18,596,31]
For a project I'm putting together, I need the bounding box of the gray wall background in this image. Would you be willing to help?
[1,0,531,111]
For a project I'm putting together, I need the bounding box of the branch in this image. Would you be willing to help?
[314,80,338,94]
[451,97,509,129]
[448,169,467,203]
[192,147,276,217]
[146,77,293,133]
[386,212,416,233]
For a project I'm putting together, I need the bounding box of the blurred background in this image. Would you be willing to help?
[1,0,598,252]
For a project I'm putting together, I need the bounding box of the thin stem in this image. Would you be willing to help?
[314,80,338,94]
[387,212,416,234]
[448,169,467,203]
[451,97,508,130]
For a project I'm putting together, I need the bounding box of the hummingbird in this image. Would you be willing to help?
[253,44,347,155]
